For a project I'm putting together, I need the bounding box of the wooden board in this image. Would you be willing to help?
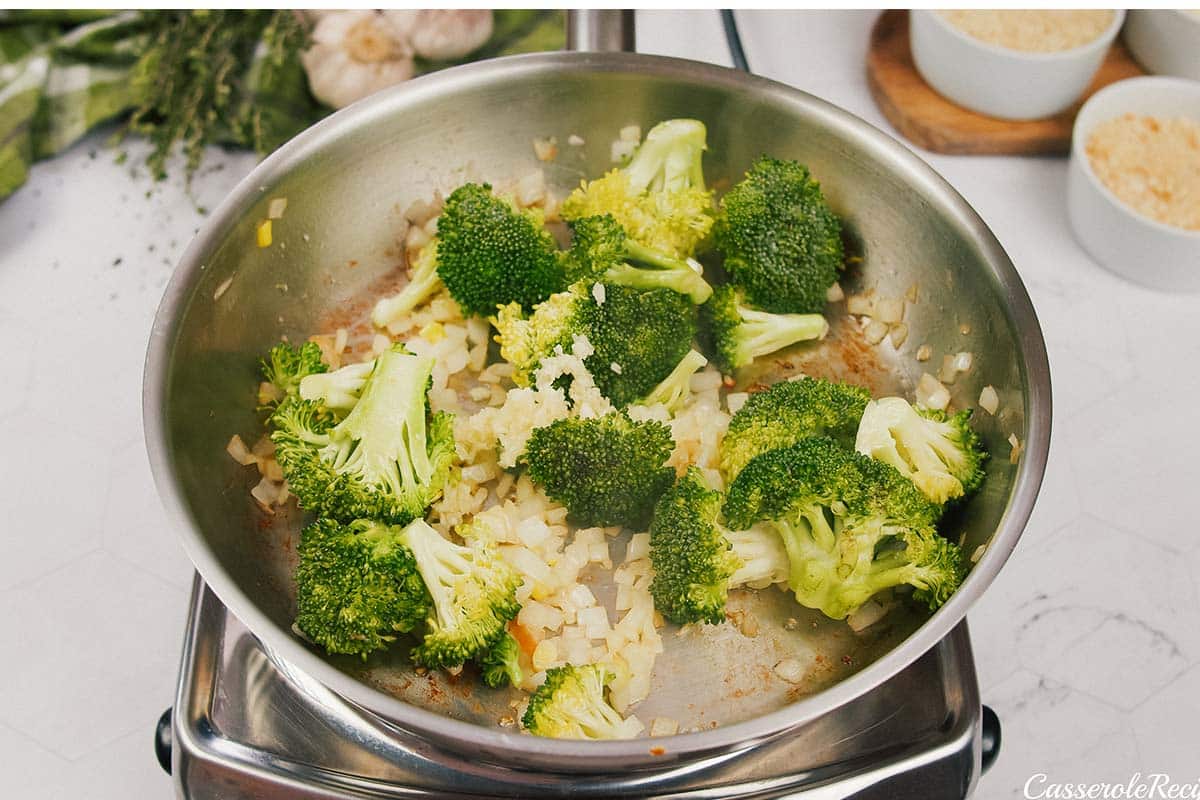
[866,10,1146,156]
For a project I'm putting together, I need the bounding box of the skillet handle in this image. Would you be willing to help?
[567,10,635,53]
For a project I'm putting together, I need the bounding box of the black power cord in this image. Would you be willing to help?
[720,9,751,72]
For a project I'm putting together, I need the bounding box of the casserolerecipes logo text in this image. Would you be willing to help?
[1025,774,1200,800]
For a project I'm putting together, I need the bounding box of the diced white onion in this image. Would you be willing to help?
[938,354,960,384]
[611,139,637,162]
[863,319,889,345]
[725,392,749,415]
[649,717,679,737]
[532,639,558,671]
[405,223,431,252]
[979,386,999,415]
[267,197,288,219]
[626,533,651,562]
[971,544,988,564]
[567,134,585,147]
[568,584,597,609]
[592,283,606,304]
[516,169,546,206]
[578,606,610,639]
[875,296,905,324]
[250,476,280,510]
[825,281,844,303]
[213,276,233,301]
[263,459,284,482]
[916,373,950,410]
[847,600,888,632]
[889,322,909,348]
[846,294,874,316]
[1008,433,1023,464]
[226,434,257,466]
[532,137,558,162]
[519,601,564,633]
[916,344,932,362]
[773,658,806,684]
[619,124,641,142]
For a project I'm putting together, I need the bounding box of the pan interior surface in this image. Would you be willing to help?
[151,53,1045,768]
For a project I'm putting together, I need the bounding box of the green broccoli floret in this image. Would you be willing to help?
[522,664,642,739]
[723,437,960,620]
[720,377,871,481]
[400,519,522,669]
[271,345,456,525]
[494,281,697,408]
[525,413,675,528]
[649,467,789,625]
[294,518,431,658]
[561,119,715,259]
[855,397,988,505]
[478,631,525,689]
[260,341,327,406]
[639,349,707,412]
[700,285,828,374]
[435,182,564,316]
[561,214,713,304]
[371,240,445,329]
[715,156,844,314]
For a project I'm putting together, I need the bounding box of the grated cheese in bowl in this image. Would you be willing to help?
[1085,113,1200,232]
[940,10,1116,53]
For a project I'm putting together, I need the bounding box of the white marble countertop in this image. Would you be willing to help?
[0,10,1194,799]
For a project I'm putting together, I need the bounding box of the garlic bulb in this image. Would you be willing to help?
[384,10,493,61]
[301,11,414,109]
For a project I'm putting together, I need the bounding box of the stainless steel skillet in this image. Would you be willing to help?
[144,13,1050,774]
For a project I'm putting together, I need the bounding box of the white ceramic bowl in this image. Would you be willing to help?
[910,9,1125,120]
[1067,76,1200,291]
[1124,10,1200,82]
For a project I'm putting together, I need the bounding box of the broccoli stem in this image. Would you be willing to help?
[640,349,707,411]
[727,526,789,589]
[371,242,444,329]
[604,261,713,305]
[405,524,478,631]
[623,237,692,271]
[732,307,828,368]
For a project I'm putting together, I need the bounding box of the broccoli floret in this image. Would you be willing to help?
[561,214,712,304]
[294,518,431,658]
[723,438,960,619]
[720,377,871,481]
[435,182,564,316]
[649,468,789,625]
[561,119,715,259]
[478,630,525,689]
[640,349,707,413]
[494,282,697,408]
[700,285,828,374]
[715,156,844,314]
[371,240,445,329]
[400,519,522,669]
[260,341,327,406]
[522,664,642,739]
[855,397,987,505]
[525,413,675,528]
[271,345,456,525]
